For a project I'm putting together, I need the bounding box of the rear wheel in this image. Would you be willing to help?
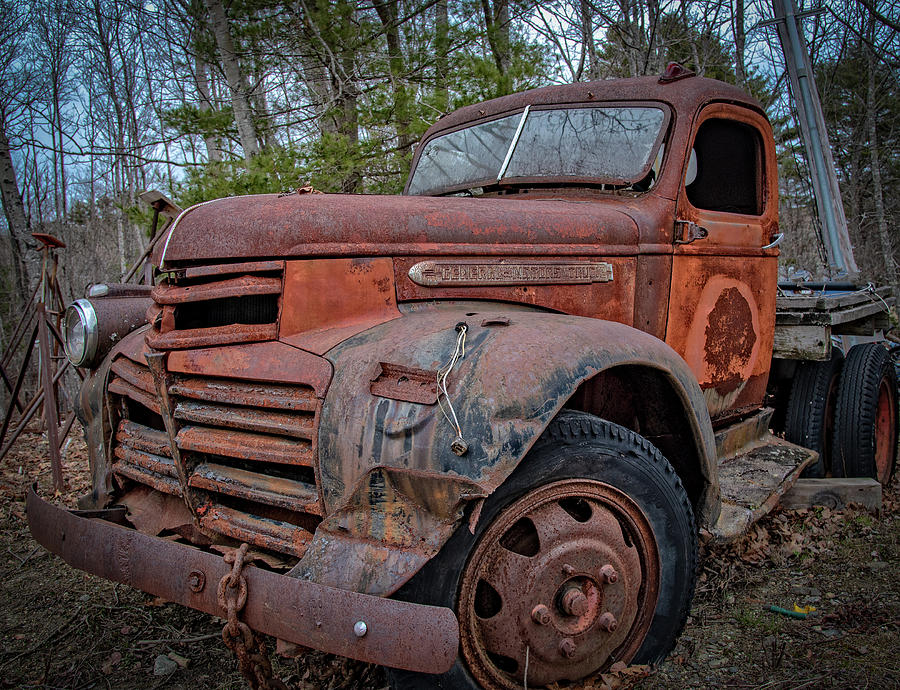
[784,350,843,477]
[390,412,697,689]
[831,343,898,484]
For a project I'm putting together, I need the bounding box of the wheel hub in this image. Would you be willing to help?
[458,479,660,689]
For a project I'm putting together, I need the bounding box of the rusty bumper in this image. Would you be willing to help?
[26,488,459,674]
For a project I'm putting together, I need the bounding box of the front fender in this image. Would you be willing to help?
[292,306,716,595]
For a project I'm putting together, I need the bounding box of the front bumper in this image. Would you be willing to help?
[26,488,459,674]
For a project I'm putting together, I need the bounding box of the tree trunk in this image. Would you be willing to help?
[0,125,32,304]
[733,0,746,88]
[375,0,412,152]
[196,54,222,162]
[865,21,898,293]
[480,0,511,92]
[435,0,449,112]
[204,0,259,161]
[580,0,600,80]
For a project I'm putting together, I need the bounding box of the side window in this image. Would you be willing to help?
[686,119,763,215]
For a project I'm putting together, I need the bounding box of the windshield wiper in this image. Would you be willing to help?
[496,105,530,182]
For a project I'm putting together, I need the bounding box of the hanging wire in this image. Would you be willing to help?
[437,322,469,455]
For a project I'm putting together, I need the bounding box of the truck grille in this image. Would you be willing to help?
[108,352,322,558]
[147,261,283,349]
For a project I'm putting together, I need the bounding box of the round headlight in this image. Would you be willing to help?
[64,299,99,367]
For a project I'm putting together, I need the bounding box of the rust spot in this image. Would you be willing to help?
[704,287,755,383]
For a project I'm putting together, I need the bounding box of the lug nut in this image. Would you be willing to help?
[531,604,551,625]
[598,612,618,632]
[600,565,618,584]
[560,588,589,617]
[559,638,577,658]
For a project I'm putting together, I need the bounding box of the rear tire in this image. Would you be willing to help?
[831,343,898,484]
[784,350,843,478]
[389,412,697,689]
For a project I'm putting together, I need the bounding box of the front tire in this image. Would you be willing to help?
[390,412,697,689]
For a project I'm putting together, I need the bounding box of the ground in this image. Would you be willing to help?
[1,431,897,689]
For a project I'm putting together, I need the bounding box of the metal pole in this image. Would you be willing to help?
[38,302,64,490]
[771,0,858,275]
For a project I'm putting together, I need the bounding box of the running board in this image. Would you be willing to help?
[708,409,817,541]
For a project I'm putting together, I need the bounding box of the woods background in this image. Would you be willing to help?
[0,0,898,346]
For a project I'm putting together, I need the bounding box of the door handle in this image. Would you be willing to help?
[762,233,784,249]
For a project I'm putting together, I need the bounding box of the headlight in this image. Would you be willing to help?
[64,299,99,367]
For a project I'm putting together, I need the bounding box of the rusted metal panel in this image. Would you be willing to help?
[393,256,638,324]
[664,103,780,423]
[111,357,155,395]
[632,255,673,339]
[171,377,317,412]
[199,504,313,557]
[152,275,282,305]
[26,488,460,674]
[279,258,402,355]
[665,256,778,422]
[297,307,717,596]
[146,323,278,350]
[114,445,178,478]
[182,260,284,279]
[155,194,648,266]
[109,376,161,414]
[174,400,314,439]
[177,426,313,466]
[167,341,332,394]
[189,463,321,514]
[116,420,170,456]
[113,461,183,496]
[370,362,438,405]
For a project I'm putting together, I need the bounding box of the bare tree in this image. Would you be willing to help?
[204,0,259,161]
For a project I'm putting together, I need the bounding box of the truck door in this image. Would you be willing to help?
[665,103,781,423]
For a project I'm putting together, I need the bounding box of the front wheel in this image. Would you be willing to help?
[390,412,697,689]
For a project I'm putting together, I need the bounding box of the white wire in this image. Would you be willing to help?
[437,325,467,438]
[523,645,530,690]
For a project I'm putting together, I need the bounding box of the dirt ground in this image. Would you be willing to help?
[1,431,898,690]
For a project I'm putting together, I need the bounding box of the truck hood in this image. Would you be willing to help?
[155,192,642,267]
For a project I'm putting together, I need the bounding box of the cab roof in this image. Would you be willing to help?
[422,74,764,141]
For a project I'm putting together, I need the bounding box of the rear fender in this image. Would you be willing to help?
[293,307,717,595]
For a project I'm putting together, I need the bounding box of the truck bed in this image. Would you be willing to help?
[773,284,893,360]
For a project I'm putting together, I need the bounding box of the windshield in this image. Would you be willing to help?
[407,105,667,196]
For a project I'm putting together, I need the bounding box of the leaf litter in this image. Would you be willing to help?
[1,429,898,689]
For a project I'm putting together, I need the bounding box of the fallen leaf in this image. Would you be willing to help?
[101,651,122,674]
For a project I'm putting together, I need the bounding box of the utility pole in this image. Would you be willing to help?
[768,0,858,276]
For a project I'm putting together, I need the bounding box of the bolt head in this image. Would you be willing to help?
[188,570,205,593]
[559,638,577,658]
[531,604,551,625]
[561,588,589,617]
[353,621,368,638]
[562,563,576,575]
[598,612,618,632]
[600,564,618,584]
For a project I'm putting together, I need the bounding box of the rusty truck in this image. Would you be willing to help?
[28,64,897,689]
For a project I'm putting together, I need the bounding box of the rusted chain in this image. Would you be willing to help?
[218,543,289,690]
